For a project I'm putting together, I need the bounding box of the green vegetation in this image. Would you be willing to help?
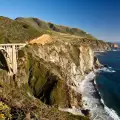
[16,17,95,39]
[0,69,89,120]
[0,16,42,43]
[0,16,112,120]
[12,45,89,120]
[0,16,113,51]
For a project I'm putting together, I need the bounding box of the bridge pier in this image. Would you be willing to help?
[0,43,26,75]
[12,45,17,74]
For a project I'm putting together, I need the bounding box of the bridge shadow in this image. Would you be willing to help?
[0,50,10,72]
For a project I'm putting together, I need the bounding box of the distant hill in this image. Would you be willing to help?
[15,17,96,39]
[0,16,95,44]
[0,16,118,51]
[0,16,41,43]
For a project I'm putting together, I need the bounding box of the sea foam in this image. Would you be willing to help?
[98,67,116,73]
[80,67,120,120]
[94,75,120,120]
[60,67,119,120]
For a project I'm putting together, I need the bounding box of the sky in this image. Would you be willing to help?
[0,0,120,42]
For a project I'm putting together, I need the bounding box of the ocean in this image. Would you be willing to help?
[96,50,120,119]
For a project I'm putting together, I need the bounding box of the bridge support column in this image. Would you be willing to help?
[0,43,26,75]
[12,45,17,74]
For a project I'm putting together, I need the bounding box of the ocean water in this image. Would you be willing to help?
[96,50,120,118]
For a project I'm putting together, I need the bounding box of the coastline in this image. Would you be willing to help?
[65,68,120,120]
[80,71,113,120]
[94,79,120,120]
[60,70,112,119]
[81,68,120,120]
[59,63,120,120]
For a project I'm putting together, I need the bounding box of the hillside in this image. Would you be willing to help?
[0,41,100,120]
[16,17,96,39]
[0,16,118,120]
[0,16,118,51]
[0,16,41,43]
[0,16,95,44]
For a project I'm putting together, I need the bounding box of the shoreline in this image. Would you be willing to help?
[80,71,113,120]
[81,68,120,120]
[94,74,120,120]
[60,68,120,120]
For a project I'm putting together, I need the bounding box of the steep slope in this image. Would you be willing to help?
[0,16,41,43]
[0,16,115,120]
[0,16,118,50]
[0,41,98,119]
[29,34,53,45]
[16,17,95,39]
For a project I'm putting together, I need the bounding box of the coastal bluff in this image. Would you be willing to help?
[0,41,101,119]
[0,16,118,120]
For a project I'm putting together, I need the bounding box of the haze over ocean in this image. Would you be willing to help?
[0,0,120,42]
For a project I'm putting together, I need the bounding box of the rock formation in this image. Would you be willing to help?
[0,40,102,119]
[16,41,102,118]
[107,42,119,48]
[0,16,118,120]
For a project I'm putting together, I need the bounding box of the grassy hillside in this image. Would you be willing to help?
[16,17,95,39]
[0,16,42,43]
[0,16,114,51]
[0,16,96,44]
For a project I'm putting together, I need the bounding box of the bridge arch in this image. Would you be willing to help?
[0,43,26,75]
[0,49,12,73]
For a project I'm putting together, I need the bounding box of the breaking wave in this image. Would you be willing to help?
[98,67,116,73]
[95,67,120,120]
[63,66,119,120]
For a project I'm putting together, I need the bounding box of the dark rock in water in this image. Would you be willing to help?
[104,64,108,67]
[81,109,90,116]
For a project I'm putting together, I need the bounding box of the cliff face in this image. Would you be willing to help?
[0,16,116,120]
[0,43,93,120]
[107,42,119,48]
[0,41,100,119]
[16,41,100,114]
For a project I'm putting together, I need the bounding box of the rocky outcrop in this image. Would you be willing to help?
[69,38,112,51]
[107,42,119,48]
[1,41,100,119]
[17,41,101,109]
[114,44,119,48]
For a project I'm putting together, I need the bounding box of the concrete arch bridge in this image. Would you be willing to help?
[0,44,26,75]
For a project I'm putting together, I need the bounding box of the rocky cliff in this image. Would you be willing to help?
[0,16,117,120]
[107,42,119,48]
[18,42,95,106]
[0,40,101,119]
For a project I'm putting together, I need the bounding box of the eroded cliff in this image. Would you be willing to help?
[0,16,118,120]
[0,41,101,119]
